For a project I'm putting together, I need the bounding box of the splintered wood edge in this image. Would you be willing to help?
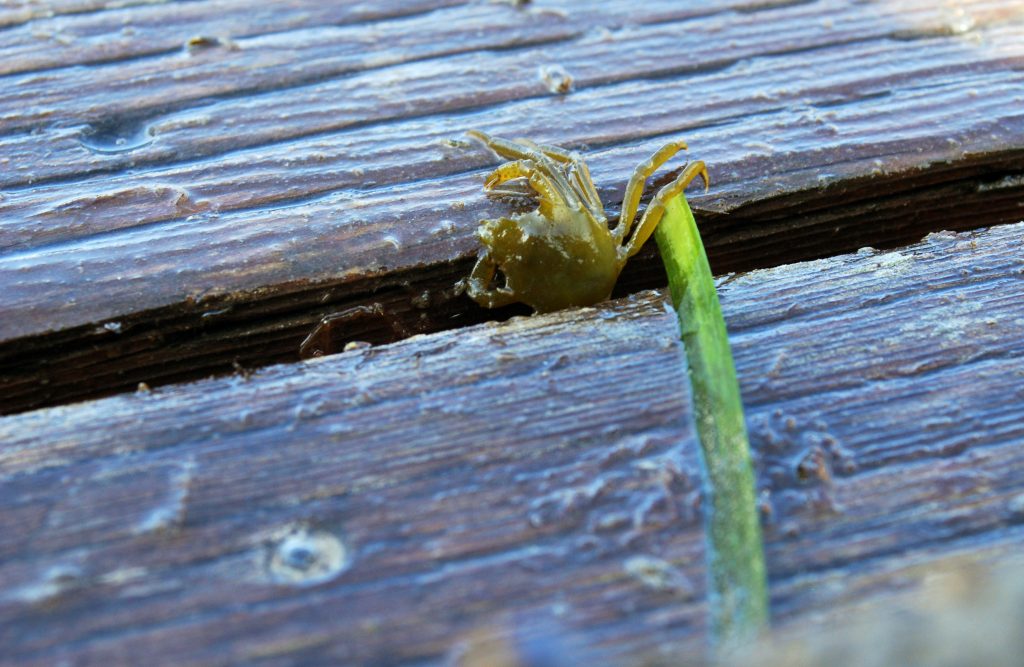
[1,223,1022,665]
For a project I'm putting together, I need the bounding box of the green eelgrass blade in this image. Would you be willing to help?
[654,194,769,647]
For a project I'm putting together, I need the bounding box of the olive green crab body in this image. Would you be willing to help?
[478,209,619,313]
[464,131,708,313]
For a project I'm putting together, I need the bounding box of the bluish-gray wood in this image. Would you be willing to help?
[1,0,1023,412]
[1,223,1022,665]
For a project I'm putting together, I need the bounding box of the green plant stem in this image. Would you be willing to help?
[654,194,769,647]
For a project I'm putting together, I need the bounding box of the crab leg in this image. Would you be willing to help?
[492,155,608,236]
[567,158,603,214]
[483,159,570,218]
[621,160,709,259]
[518,138,573,164]
[468,131,581,210]
[531,151,611,232]
[467,130,539,162]
[464,250,516,308]
[613,140,690,245]
[515,138,604,216]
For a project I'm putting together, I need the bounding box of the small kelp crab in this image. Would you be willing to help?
[462,130,708,313]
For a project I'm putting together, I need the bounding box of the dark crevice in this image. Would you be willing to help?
[2,148,1023,415]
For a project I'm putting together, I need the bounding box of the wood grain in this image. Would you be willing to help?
[0,0,471,76]
[2,0,1024,412]
[0,0,793,133]
[0,0,173,29]
[2,223,1022,665]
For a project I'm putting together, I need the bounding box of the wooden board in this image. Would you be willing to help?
[0,0,469,73]
[0,0,173,29]
[2,0,1024,412]
[2,223,1022,665]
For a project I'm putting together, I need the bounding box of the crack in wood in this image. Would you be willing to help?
[2,153,1022,415]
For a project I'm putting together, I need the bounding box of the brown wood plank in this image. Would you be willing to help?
[1,223,1022,665]
[3,0,1019,188]
[0,0,793,133]
[1,0,1023,412]
[0,0,173,29]
[0,0,471,76]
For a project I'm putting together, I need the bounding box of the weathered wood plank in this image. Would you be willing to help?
[0,0,796,133]
[9,0,1015,190]
[0,0,470,76]
[0,0,174,29]
[1,294,705,666]
[6,18,1023,233]
[1,0,1023,412]
[2,223,1022,665]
